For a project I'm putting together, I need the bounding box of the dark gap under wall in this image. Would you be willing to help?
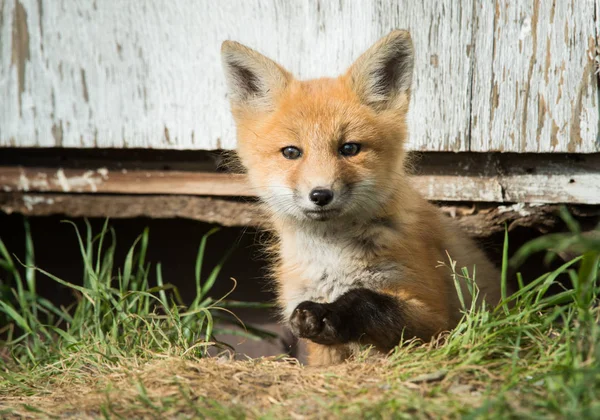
[0,213,588,360]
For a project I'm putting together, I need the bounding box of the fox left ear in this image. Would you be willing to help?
[221,41,292,112]
[346,30,414,112]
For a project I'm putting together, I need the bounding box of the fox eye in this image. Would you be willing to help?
[339,143,361,157]
[281,146,302,160]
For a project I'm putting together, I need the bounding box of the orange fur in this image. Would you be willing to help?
[222,31,503,365]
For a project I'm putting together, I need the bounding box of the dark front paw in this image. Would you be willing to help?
[289,301,345,345]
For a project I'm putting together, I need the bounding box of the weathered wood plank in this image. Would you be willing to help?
[0,193,261,227]
[2,1,597,152]
[470,0,599,152]
[412,153,600,204]
[0,0,473,151]
[0,167,252,196]
[3,192,597,239]
[2,152,599,204]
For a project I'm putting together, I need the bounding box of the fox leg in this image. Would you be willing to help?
[305,342,352,366]
[289,288,442,352]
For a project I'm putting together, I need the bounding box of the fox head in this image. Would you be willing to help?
[221,31,414,223]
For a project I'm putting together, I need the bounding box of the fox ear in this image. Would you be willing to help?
[221,41,292,111]
[346,30,414,112]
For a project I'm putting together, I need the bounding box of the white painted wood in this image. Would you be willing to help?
[471,0,599,152]
[0,0,473,151]
[0,0,598,152]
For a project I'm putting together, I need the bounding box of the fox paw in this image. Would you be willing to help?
[289,301,343,345]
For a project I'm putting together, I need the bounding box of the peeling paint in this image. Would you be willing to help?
[519,17,532,40]
[97,167,109,178]
[55,169,103,192]
[0,1,478,151]
[82,170,98,192]
[18,172,30,191]
[536,95,547,143]
[51,121,63,146]
[52,169,106,192]
[11,0,30,116]
[490,82,499,121]
[30,172,49,190]
[550,119,560,148]
[36,0,43,50]
[164,126,171,144]
[55,169,71,192]
[520,0,540,152]
[472,1,596,152]
[0,1,597,152]
[430,54,439,68]
[569,57,594,152]
[497,203,531,217]
[23,195,54,211]
[544,36,551,84]
[556,62,565,104]
[80,68,89,102]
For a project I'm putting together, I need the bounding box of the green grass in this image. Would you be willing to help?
[0,219,270,389]
[0,209,599,419]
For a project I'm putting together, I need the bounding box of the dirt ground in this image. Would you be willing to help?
[0,355,492,419]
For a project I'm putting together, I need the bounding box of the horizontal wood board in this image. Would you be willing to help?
[2,153,599,204]
[1,0,598,152]
[2,193,598,239]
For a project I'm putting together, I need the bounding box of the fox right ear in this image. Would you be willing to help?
[221,41,292,111]
[346,30,414,112]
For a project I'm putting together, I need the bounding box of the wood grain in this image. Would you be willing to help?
[0,167,252,196]
[470,0,599,152]
[3,193,597,239]
[2,152,599,204]
[2,1,596,152]
[0,193,262,227]
[0,0,474,151]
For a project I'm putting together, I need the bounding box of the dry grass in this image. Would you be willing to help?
[1,353,499,419]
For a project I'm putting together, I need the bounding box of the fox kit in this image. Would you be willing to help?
[221,30,503,365]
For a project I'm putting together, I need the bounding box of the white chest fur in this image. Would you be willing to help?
[278,222,402,318]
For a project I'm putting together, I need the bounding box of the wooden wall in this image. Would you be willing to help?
[1,0,598,152]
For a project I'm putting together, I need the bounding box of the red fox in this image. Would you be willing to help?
[221,30,503,365]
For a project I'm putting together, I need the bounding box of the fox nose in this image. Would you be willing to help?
[309,188,334,207]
